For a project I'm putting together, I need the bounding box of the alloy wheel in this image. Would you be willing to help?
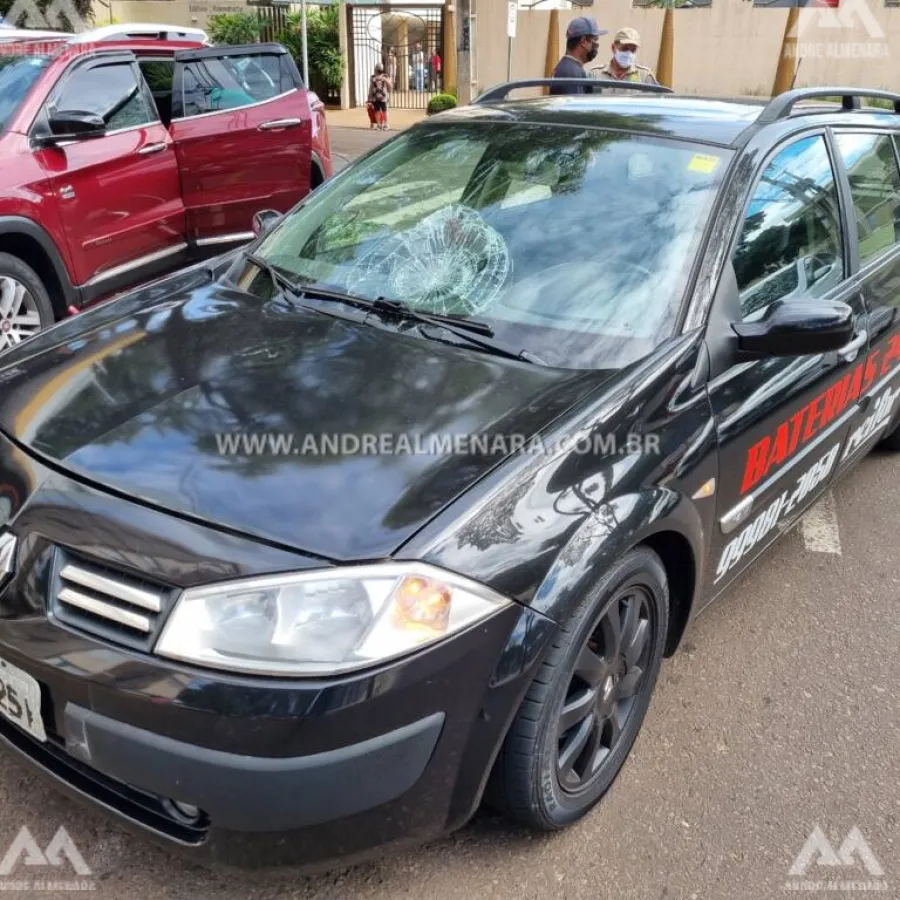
[0,275,42,350]
[556,586,654,793]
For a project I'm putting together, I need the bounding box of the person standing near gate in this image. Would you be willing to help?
[549,17,607,95]
[386,46,398,88]
[368,63,391,130]
[412,41,425,91]
[430,48,442,92]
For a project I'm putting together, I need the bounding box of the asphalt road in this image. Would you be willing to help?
[330,126,394,173]
[0,447,896,899]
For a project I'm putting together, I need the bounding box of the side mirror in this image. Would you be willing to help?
[731,299,855,358]
[252,209,282,238]
[46,110,106,141]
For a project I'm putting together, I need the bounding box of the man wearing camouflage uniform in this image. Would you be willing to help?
[591,27,659,93]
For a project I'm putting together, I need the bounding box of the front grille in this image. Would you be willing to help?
[50,552,175,650]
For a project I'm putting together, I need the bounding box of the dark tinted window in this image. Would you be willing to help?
[55,62,156,130]
[0,54,50,131]
[139,59,175,124]
[733,135,844,321]
[835,132,900,264]
[181,53,289,117]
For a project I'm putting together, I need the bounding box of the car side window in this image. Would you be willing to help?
[181,54,287,117]
[834,132,900,265]
[732,135,844,322]
[53,61,156,132]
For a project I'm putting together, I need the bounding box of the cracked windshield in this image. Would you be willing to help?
[254,123,729,369]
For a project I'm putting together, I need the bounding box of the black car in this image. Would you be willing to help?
[0,82,899,871]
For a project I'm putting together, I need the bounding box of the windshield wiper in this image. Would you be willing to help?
[244,255,369,326]
[245,252,298,295]
[278,282,546,365]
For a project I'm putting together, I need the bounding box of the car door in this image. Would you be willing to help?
[168,43,313,245]
[703,131,871,594]
[32,52,185,291]
[827,128,900,471]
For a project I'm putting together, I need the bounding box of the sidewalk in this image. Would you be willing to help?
[327,106,428,171]
[325,106,427,131]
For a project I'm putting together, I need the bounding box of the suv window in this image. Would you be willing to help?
[139,59,175,125]
[54,61,156,131]
[733,135,844,321]
[834,132,900,264]
[181,53,290,117]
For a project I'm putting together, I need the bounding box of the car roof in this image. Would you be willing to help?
[434,90,900,150]
[437,95,765,147]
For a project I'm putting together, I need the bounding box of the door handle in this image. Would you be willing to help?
[138,142,168,156]
[258,118,304,131]
[838,329,867,363]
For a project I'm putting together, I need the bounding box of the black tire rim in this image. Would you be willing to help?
[555,585,655,794]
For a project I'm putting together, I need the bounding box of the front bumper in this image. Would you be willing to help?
[0,448,555,870]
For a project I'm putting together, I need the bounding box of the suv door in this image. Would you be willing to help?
[169,43,313,245]
[703,131,871,593]
[32,52,185,293]
[828,129,900,468]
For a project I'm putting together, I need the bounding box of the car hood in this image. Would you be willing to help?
[0,281,611,560]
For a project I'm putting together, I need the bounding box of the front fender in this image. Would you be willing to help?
[529,488,705,630]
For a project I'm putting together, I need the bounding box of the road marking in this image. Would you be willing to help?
[800,489,842,555]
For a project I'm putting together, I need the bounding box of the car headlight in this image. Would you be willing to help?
[154,563,511,676]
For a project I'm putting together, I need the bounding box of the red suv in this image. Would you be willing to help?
[0,31,332,349]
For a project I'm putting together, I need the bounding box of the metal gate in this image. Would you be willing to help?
[347,4,444,109]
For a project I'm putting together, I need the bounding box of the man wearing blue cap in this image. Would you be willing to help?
[550,17,608,95]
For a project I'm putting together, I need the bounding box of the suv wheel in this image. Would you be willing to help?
[488,546,669,830]
[878,417,900,450]
[0,253,53,351]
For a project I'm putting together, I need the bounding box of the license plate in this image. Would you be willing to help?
[0,657,46,743]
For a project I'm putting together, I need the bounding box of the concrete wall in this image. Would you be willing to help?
[492,1,900,99]
[102,0,900,98]
[107,0,247,31]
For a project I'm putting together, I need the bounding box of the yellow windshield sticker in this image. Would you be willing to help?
[688,153,720,174]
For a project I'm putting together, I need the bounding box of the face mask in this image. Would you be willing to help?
[586,41,599,62]
[615,49,636,68]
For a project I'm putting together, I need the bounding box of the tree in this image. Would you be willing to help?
[278,7,343,96]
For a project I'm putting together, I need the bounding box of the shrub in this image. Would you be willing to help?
[427,93,458,115]
[208,12,262,45]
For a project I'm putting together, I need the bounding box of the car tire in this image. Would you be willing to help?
[487,546,669,831]
[0,253,54,351]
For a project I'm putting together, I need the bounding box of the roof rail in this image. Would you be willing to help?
[69,23,209,44]
[474,78,673,104]
[757,87,900,123]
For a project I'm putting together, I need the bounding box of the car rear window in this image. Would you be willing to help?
[256,122,731,370]
[0,54,50,131]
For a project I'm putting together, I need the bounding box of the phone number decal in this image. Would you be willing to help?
[715,444,840,584]
[840,383,900,463]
